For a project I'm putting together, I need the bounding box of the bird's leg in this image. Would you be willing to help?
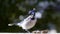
[25,29,30,33]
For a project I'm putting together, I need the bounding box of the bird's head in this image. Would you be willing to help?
[28,8,36,15]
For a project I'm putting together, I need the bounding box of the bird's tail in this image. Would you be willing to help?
[8,23,14,26]
[8,23,21,26]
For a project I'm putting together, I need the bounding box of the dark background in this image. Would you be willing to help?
[0,0,60,33]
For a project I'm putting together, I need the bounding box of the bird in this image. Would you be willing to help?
[8,8,37,33]
[8,8,44,33]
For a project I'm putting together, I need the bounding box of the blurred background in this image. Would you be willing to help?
[0,0,60,33]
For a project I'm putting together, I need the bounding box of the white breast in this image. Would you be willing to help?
[17,15,37,30]
[22,19,37,29]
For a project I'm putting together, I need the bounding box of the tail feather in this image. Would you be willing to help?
[8,24,14,26]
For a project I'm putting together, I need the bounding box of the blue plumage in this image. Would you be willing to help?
[28,10,35,15]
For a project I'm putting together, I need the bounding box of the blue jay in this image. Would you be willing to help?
[8,8,37,33]
[8,8,44,32]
